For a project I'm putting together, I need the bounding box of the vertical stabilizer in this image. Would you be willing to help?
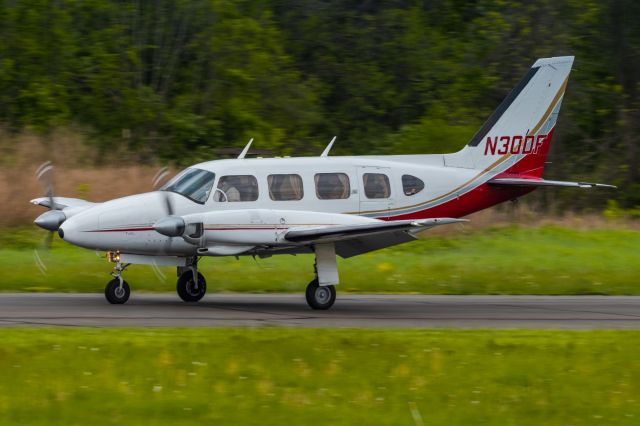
[444,56,574,177]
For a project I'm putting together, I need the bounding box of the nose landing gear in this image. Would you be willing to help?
[105,262,131,304]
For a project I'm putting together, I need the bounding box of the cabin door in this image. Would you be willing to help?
[357,166,395,219]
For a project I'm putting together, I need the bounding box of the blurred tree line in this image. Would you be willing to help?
[0,0,638,210]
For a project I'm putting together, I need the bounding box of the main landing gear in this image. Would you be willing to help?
[306,279,336,310]
[305,243,339,310]
[176,266,207,302]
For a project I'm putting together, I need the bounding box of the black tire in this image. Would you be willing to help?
[177,272,207,302]
[105,279,130,304]
[305,279,336,310]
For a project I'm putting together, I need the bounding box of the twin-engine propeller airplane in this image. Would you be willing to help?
[32,56,614,309]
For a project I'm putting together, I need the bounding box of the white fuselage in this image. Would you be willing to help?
[57,153,526,257]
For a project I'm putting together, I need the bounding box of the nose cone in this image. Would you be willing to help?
[34,210,66,231]
[56,208,100,249]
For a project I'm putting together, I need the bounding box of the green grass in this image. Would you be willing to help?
[0,328,638,425]
[1,224,638,294]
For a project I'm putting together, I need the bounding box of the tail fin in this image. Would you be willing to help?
[444,56,574,177]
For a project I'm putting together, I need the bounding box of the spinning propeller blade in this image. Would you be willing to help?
[152,166,170,190]
[33,227,56,275]
[32,161,64,273]
[162,192,174,216]
[155,190,181,254]
[34,161,67,231]
[35,161,58,210]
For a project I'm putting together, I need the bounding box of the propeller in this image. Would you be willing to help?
[152,166,175,216]
[152,166,170,190]
[152,167,183,254]
[151,167,204,252]
[33,161,67,231]
[153,191,203,249]
[36,161,56,208]
[33,161,63,274]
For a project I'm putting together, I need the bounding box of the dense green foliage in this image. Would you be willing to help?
[0,328,639,425]
[2,224,638,294]
[1,1,639,208]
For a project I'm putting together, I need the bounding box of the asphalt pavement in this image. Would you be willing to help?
[0,293,639,328]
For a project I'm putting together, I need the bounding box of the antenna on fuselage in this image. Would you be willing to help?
[320,136,337,157]
[237,138,254,159]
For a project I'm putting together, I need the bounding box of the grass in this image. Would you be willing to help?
[0,328,638,425]
[0,224,638,295]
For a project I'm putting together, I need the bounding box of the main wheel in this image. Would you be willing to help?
[105,279,130,304]
[177,272,206,302]
[305,279,336,310]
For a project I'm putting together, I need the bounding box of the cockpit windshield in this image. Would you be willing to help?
[160,168,215,203]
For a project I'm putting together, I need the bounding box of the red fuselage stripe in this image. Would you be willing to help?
[86,228,155,232]
[86,227,286,232]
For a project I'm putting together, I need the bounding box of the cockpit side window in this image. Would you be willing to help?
[402,175,425,196]
[315,173,351,200]
[215,175,259,202]
[160,168,215,204]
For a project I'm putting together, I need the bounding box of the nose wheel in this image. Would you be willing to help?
[105,278,130,304]
[305,279,336,310]
[177,271,207,302]
[105,262,131,304]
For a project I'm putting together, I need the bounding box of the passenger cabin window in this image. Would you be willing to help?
[214,175,259,202]
[363,173,391,199]
[402,175,425,196]
[315,173,350,200]
[268,174,304,201]
[160,168,215,204]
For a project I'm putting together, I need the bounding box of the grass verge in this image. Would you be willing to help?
[0,224,638,294]
[0,328,638,425]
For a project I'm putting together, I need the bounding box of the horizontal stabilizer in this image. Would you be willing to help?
[488,178,616,189]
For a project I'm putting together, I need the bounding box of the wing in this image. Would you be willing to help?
[488,178,616,189]
[285,218,466,258]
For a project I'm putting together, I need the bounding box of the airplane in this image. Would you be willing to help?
[31,56,614,310]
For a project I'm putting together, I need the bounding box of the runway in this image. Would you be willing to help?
[0,293,639,328]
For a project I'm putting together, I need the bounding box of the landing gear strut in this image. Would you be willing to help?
[306,243,338,310]
[105,262,131,304]
[176,261,206,302]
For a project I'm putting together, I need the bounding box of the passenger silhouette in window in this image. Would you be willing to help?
[216,175,258,202]
[363,173,390,199]
[315,173,350,199]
